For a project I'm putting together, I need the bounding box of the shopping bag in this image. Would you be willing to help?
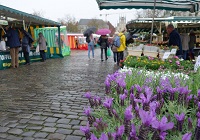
[0,40,6,50]
[107,47,111,57]
[36,44,39,53]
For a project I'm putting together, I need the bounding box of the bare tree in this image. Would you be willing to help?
[87,18,108,29]
[58,15,79,33]
[32,10,45,17]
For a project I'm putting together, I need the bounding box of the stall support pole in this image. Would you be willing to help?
[150,0,156,44]
[23,20,26,30]
[57,26,62,54]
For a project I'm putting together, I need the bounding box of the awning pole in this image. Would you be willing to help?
[23,19,26,30]
[150,0,156,44]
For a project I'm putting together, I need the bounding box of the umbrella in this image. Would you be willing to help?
[96,28,111,35]
[22,29,34,43]
[83,27,97,37]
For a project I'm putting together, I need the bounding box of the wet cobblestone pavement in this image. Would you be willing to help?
[0,49,119,140]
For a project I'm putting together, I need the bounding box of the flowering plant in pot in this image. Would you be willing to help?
[80,67,200,140]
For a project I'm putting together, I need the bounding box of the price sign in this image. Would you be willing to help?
[171,49,177,55]
[162,52,171,59]
[194,55,200,72]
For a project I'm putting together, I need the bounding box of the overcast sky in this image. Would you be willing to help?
[0,0,137,26]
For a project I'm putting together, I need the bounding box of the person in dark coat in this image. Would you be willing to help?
[166,24,183,58]
[3,25,21,68]
[21,31,31,65]
[98,35,109,61]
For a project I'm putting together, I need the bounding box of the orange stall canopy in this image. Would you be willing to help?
[67,33,88,50]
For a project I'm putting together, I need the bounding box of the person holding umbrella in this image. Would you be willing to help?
[97,35,109,61]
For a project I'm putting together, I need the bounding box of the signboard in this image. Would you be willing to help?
[0,50,41,70]
[194,55,200,72]
[0,20,8,25]
[162,52,171,59]
[170,49,177,55]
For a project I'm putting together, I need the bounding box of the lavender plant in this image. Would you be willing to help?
[81,68,199,140]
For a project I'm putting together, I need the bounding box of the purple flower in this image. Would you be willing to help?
[90,134,98,140]
[176,61,180,65]
[84,92,92,99]
[198,119,200,127]
[182,132,192,140]
[84,106,91,116]
[175,113,185,121]
[103,97,113,109]
[130,124,137,137]
[120,94,127,100]
[80,123,90,139]
[135,84,142,93]
[112,125,125,139]
[124,105,134,121]
[130,93,134,100]
[159,132,167,140]
[104,79,111,87]
[197,112,200,118]
[152,116,174,132]
[99,133,108,140]
[198,89,200,97]
[139,109,156,126]
[187,95,193,102]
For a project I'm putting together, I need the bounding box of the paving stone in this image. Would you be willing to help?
[56,124,72,129]
[44,122,56,127]
[6,135,23,140]
[28,120,44,125]
[56,128,73,135]
[57,118,70,124]
[66,115,79,119]
[6,123,18,127]
[0,127,9,132]
[45,117,58,123]
[7,128,23,135]
[23,137,34,140]
[21,131,35,137]
[69,120,80,125]
[34,132,48,138]
[31,116,47,121]
[0,133,8,138]
[26,126,43,130]
[19,119,29,124]
[16,124,28,129]
[47,133,66,140]
[65,135,83,140]
[53,114,66,118]
[41,127,56,133]
[73,130,85,136]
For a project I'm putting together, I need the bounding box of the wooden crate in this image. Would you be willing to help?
[128,50,142,57]
[143,51,158,58]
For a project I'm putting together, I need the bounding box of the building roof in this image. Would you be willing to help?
[78,19,105,26]
[0,5,61,26]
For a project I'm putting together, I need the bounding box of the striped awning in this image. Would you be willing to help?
[96,0,200,12]
[0,5,61,26]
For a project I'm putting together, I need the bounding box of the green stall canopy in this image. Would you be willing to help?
[96,0,200,12]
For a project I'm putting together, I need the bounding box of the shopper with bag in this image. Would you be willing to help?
[116,29,126,66]
[111,32,119,64]
[37,32,47,62]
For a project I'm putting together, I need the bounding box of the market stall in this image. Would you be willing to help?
[0,5,62,70]
[67,33,88,50]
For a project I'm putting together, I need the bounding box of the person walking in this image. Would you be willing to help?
[98,35,109,61]
[87,34,95,59]
[3,25,21,68]
[21,31,31,65]
[189,30,196,60]
[37,32,47,62]
[111,32,119,64]
[117,29,126,65]
[180,29,190,60]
